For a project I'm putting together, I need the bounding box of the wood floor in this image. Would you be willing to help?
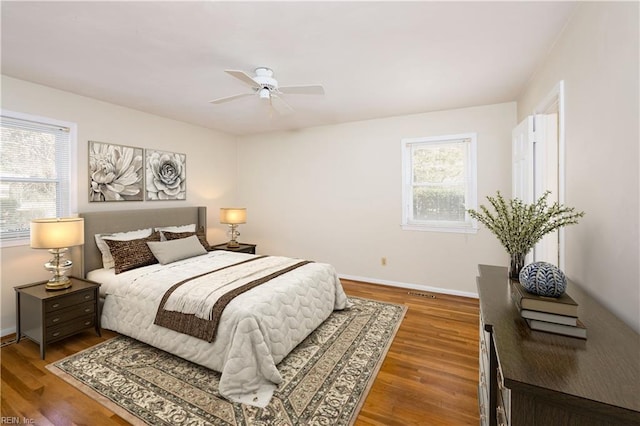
[1,279,480,425]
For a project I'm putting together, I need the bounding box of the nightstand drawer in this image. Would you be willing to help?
[210,243,256,254]
[46,315,95,342]
[45,290,95,312]
[15,277,101,359]
[46,301,96,327]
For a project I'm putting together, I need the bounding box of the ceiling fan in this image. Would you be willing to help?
[209,67,324,115]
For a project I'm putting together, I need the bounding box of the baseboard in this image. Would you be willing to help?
[2,326,16,339]
[338,274,479,299]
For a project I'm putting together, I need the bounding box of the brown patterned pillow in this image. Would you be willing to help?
[163,227,211,251]
[104,231,161,274]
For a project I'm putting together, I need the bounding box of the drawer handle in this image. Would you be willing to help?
[84,321,91,326]
[84,294,91,300]
[84,308,92,313]
[497,369,506,388]
[52,303,60,308]
[52,332,60,337]
[52,317,60,323]
[498,376,507,392]
[497,406,508,426]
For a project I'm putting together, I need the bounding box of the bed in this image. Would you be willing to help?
[79,207,350,407]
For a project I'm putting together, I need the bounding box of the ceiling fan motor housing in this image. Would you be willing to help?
[254,67,278,92]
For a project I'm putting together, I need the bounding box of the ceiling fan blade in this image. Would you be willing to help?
[225,70,259,87]
[270,94,294,115]
[278,84,325,95]
[209,93,253,104]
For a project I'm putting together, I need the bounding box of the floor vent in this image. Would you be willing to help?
[407,291,436,299]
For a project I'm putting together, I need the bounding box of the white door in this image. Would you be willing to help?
[512,116,535,205]
[512,114,560,265]
[512,116,535,264]
[534,112,560,265]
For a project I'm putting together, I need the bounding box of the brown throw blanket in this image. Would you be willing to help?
[154,256,312,342]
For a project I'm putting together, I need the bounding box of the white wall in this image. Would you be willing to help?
[0,78,515,334]
[517,2,639,332]
[237,102,515,296]
[0,76,239,335]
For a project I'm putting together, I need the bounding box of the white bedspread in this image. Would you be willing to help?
[91,251,350,407]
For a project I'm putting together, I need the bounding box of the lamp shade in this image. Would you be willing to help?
[220,208,247,224]
[30,217,85,249]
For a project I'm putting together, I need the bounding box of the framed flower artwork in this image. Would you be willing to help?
[89,141,144,202]
[145,149,186,200]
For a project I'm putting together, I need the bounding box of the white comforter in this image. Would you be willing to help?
[92,250,350,407]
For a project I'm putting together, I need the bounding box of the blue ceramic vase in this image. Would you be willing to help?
[519,262,567,297]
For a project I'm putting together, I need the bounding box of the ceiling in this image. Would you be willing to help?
[1,1,576,136]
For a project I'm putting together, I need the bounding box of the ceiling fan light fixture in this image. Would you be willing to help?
[259,88,270,99]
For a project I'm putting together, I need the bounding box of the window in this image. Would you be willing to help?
[401,133,477,233]
[0,110,77,246]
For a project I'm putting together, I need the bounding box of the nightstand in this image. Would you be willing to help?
[14,277,101,359]
[210,242,256,254]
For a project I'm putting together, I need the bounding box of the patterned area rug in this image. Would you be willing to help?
[47,297,406,426]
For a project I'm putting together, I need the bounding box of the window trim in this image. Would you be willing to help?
[0,109,78,247]
[401,132,478,234]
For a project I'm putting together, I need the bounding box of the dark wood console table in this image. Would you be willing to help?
[477,264,640,426]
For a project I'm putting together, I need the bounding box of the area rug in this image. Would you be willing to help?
[46,296,406,426]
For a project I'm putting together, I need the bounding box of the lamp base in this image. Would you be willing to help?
[45,276,72,291]
[226,224,241,248]
[44,248,73,291]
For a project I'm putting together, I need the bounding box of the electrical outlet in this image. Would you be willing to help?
[381,257,387,266]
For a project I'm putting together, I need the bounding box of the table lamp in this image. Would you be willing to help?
[30,217,84,290]
[219,208,246,248]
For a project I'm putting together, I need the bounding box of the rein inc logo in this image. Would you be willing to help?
[1,418,34,424]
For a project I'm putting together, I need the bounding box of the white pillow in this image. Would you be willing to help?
[146,235,207,265]
[95,228,153,269]
[155,224,196,241]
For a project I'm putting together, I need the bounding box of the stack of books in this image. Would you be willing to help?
[510,280,587,339]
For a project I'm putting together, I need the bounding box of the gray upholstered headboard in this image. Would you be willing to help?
[79,206,207,277]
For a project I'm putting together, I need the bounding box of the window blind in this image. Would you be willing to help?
[0,114,72,242]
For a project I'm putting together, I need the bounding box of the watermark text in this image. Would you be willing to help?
[1,417,35,424]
